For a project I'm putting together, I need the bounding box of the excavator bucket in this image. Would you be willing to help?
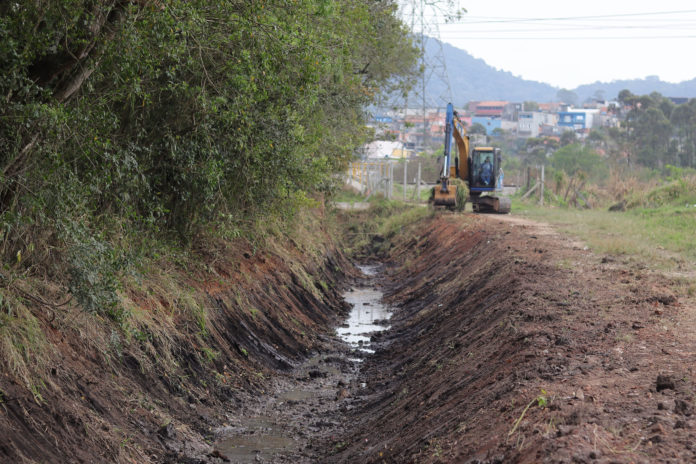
[432,184,457,208]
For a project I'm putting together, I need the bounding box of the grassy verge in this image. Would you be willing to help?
[334,196,433,259]
[512,200,696,275]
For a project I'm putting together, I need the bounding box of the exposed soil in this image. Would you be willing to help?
[325,213,696,463]
[2,210,695,463]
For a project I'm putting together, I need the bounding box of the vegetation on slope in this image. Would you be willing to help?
[0,0,416,315]
[0,2,418,459]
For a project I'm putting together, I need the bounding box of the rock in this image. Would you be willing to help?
[157,423,176,439]
[608,200,626,212]
[575,390,585,401]
[656,374,675,392]
[675,399,693,416]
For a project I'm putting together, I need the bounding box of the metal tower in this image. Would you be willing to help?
[401,0,455,151]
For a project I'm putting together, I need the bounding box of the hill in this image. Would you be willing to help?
[421,38,696,104]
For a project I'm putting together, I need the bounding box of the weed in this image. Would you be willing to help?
[240,347,248,357]
[508,390,549,438]
[248,307,260,319]
[201,347,218,363]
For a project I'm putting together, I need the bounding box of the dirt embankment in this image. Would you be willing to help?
[0,218,354,464]
[327,214,695,463]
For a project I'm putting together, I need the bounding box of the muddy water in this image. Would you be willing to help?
[336,265,392,354]
[214,264,389,463]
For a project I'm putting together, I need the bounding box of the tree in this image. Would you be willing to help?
[671,101,696,168]
[0,0,420,299]
[557,89,578,106]
[469,123,487,135]
[560,130,577,147]
[551,144,606,182]
[632,107,673,169]
[523,101,539,111]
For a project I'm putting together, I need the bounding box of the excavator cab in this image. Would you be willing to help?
[469,148,501,192]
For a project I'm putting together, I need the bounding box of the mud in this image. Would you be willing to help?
[3,211,696,463]
[325,214,696,463]
[212,265,390,463]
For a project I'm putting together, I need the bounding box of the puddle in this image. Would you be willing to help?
[215,263,390,462]
[358,264,379,276]
[218,434,295,462]
[337,264,392,353]
[277,389,317,402]
[217,416,296,462]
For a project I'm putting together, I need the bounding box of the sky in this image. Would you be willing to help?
[402,0,696,89]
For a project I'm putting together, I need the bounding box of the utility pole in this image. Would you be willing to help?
[399,0,455,153]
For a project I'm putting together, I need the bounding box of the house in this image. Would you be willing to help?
[557,109,600,132]
[361,141,409,159]
[517,111,558,138]
[471,116,502,135]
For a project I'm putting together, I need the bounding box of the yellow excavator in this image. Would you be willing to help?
[432,102,511,213]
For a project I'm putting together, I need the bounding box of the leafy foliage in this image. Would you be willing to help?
[0,0,418,315]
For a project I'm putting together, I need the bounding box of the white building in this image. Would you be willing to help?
[517,112,558,138]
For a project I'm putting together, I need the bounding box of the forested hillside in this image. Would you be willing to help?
[419,38,696,104]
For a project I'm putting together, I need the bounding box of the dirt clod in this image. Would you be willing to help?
[656,374,676,392]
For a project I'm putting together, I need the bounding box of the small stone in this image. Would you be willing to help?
[675,399,693,416]
[575,390,585,401]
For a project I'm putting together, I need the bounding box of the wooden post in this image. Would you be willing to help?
[539,164,545,205]
[403,160,408,201]
[389,162,394,199]
[360,163,370,192]
[416,162,421,202]
[526,166,531,190]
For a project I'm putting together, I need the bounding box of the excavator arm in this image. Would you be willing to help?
[451,110,470,181]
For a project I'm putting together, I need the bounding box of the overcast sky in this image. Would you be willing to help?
[403,0,696,89]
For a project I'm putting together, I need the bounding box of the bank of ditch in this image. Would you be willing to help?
[2,200,695,463]
[0,208,358,464]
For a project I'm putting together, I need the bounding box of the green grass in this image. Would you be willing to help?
[512,200,696,272]
[391,183,433,202]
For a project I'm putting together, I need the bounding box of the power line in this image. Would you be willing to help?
[436,34,696,40]
[438,9,696,25]
[438,23,696,33]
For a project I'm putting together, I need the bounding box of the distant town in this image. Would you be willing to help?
[362,97,688,159]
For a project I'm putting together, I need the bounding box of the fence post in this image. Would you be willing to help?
[389,162,394,199]
[403,160,408,201]
[539,164,545,205]
[416,163,422,202]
